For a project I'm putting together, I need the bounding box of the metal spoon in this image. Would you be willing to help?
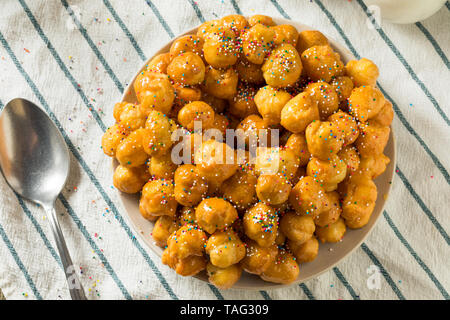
[0,98,86,300]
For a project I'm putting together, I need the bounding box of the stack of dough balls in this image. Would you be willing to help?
[102,14,393,289]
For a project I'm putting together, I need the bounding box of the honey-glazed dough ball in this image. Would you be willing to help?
[235,56,265,84]
[207,263,242,289]
[206,229,246,268]
[248,15,276,27]
[315,191,341,227]
[348,86,385,122]
[172,83,202,110]
[255,147,300,180]
[256,174,292,205]
[145,53,171,74]
[328,110,360,145]
[113,164,149,194]
[101,124,130,157]
[280,212,315,244]
[152,215,178,247]
[220,14,249,36]
[288,236,319,263]
[177,101,215,131]
[306,155,347,191]
[174,164,208,206]
[220,170,257,210]
[371,100,394,127]
[116,128,149,167]
[297,30,329,55]
[254,85,292,126]
[316,217,346,243]
[236,114,270,149]
[301,45,344,82]
[167,52,205,85]
[228,83,259,118]
[355,122,390,157]
[116,103,146,131]
[210,113,229,135]
[177,206,197,227]
[341,173,377,229]
[285,133,311,167]
[196,19,220,39]
[200,91,227,114]
[149,151,178,180]
[330,76,354,103]
[289,176,329,218]
[203,27,238,68]
[272,24,299,46]
[260,248,299,284]
[345,58,379,87]
[359,153,390,179]
[243,202,278,247]
[262,44,302,88]
[166,224,207,259]
[134,71,175,115]
[143,110,175,157]
[162,250,206,277]
[305,81,339,120]
[242,23,275,65]
[337,145,360,176]
[203,66,239,100]
[113,102,128,123]
[139,179,177,221]
[305,120,344,160]
[169,34,204,58]
[280,91,319,133]
[195,198,238,234]
[240,240,278,275]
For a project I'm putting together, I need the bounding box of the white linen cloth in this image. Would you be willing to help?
[0,0,448,300]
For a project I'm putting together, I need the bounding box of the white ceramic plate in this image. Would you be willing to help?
[113,17,396,290]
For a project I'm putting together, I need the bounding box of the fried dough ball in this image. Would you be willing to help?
[220,170,258,210]
[210,113,229,135]
[113,102,128,122]
[345,58,379,87]
[242,23,275,65]
[236,56,265,84]
[148,152,178,180]
[174,164,208,206]
[240,240,278,275]
[255,147,299,180]
[260,248,299,284]
[237,114,270,149]
[275,229,287,246]
[280,212,315,244]
[116,128,149,167]
[290,166,307,186]
[305,120,344,160]
[201,91,228,114]
[297,30,329,55]
[262,44,302,88]
[289,176,329,218]
[272,24,299,46]
[337,145,360,177]
[146,53,171,73]
[341,173,377,229]
[220,14,249,36]
[177,206,197,227]
[162,251,206,276]
[206,229,246,268]
[116,103,146,131]
[316,217,346,243]
[305,81,339,120]
[306,155,347,191]
[348,86,385,122]
[285,133,311,167]
[371,100,394,127]
[169,34,204,58]
[113,164,149,194]
[359,153,390,179]
[195,198,238,234]
[203,27,238,68]
[328,110,360,145]
[171,84,202,115]
[139,179,177,221]
[315,191,341,227]
[166,224,207,259]
[203,66,239,100]
[301,45,344,82]
[143,110,175,157]
[152,215,178,247]
[134,71,175,115]
[243,202,278,247]
[288,236,319,263]
[101,124,130,157]
[256,174,292,205]
[330,76,354,103]
[355,122,390,157]
[167,52,205,85]
[196,19,220,39]
[248,15,276,27]
[207,263,242,289]
[280,92,319,133]
[228,83,259,118]
[178,101,215,131]
[254,85,292,125]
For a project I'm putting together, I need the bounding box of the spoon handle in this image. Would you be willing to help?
[45,206,87,300]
